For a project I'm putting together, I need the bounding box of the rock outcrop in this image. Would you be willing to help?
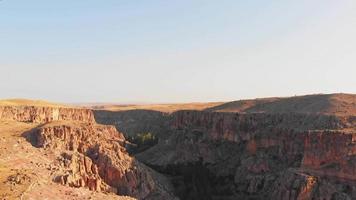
[33,121,177,200]
[0,104,177,200]
[55,151,110,192]
[0,106,95,123]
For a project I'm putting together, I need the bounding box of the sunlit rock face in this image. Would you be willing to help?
[137,110,356,200]
[0,106,95,123]
[1,104,178,200]
[33,121,177,200]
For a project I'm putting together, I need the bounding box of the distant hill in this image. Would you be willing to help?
[86,102,224,113]
[206,93,356,116]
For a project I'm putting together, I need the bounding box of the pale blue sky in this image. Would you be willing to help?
[0,0,355,103]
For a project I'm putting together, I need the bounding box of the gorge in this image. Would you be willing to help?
[1,93,356,200]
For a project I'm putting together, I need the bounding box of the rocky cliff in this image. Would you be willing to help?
[0,106,95,123]
[0,103,177,200]
[171,110,348,141]
[137,110,356,200]
[32,121,176,199]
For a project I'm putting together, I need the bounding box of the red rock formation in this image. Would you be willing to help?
[301,131,356,181]
[171,111,346,142]
[302,131,352,169]
[34,122,176,199]
[0,106,95,123]
[56,152,110,192]
[138,110,356,199]
[0,104,177,199]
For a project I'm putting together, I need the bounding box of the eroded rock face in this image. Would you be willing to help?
[33,122,177,199]
[301,131,356,181]
[0,106,95,123]
[56,152,110,192]
[171,111,346,141]
[137,110,356,199]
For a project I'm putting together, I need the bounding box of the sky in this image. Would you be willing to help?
[0,0,355,103]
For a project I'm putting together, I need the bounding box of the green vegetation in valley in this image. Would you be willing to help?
[130,132,158,147]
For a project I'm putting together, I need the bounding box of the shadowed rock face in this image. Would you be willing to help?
[93,109,169,138]
[171,111,348,141]
[137,110,356,200]
[93,109,171,153]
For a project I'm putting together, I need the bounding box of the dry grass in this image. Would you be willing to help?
[89,102,225,113]
[0,98,70,108]
[0,121,39,200]
[207,93,356,116]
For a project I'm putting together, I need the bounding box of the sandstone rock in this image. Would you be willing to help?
[137,110,356,199]
[55,152,111,192]
[34,121,177,200]
[0,106,95,123]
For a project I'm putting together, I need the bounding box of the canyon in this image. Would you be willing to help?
[0,93,356,200]
[94,94,356,200]
[0,102,176,200]
[136,111,356,199]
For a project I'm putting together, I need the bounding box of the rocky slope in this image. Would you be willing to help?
[137,110,356,200]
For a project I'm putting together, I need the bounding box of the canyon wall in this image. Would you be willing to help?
[171,110,345,138]
[33,122,176,199]
[1,105,177,200]
[0,106,95,123]
[138,110,356,200]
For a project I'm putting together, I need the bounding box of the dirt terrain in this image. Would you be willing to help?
[89,93,356,115]
[0,99,69,108]
[206,93,356,116]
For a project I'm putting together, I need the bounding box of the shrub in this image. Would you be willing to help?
[130,132,158,146]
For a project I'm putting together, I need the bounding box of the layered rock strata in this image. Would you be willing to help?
[0,106,95,123]
[137,110,356,200]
